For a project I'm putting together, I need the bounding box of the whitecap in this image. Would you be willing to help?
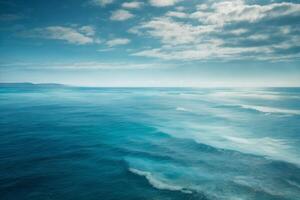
[233,176,285,197]
[129,168,192,194]
[210,91,282,100]
[240,104,300,115]
[157,123,300,166]
[176,107,189,112]
[223,135,300,166]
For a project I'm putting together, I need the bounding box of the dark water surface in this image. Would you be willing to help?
[1,84,300,200]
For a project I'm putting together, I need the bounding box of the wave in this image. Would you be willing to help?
[233,176,286,197]
[176,107,189,112]
[240,104,300,115]
[223,135,300,166]
[210,90,300,101]
[157,124,300,166]
[210,91,282,100]
[129,168,192,194]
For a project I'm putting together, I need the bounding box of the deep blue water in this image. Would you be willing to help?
[1,84,300,200]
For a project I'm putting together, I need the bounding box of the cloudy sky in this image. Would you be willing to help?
[0,0,299,87]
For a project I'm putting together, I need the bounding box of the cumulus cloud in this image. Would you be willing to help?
[90,0,113,7]
[191,1,300,26]
[106,38,130,47]
[130,1,300,61]
[21,26,99,45]
[110,9,134,21]
[149,0,181,7]
[130,17,214,45]
[122,1,143,9]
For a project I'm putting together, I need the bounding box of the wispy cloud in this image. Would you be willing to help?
[130,1,300,61]
[190,1,300,26]
[20,26,100,45]
[97,48,115,52]
[149,0,181,7]
[110,9,134,21]
[79,26,96,36]
[0,61,173,70]
[90,0,114,7]
[130,17,213,45]
[122,1,143,9]
[165,11,187,18]
[106,38,130,47]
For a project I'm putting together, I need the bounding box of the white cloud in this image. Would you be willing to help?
[97,47,115,52]
[110,9,134,21]
[122,1,143,9]
[21,26,99,45]
[106,38,130,47]
[166,11,187,18]
[149,0,181,7]
[132,43,272,61]
[190,1,300,26]
[79,26,96,36]
[230,28,248,35]
[131,17,214,45]
[197,4,208,11]
[248,34,269,41]
[130,1,300,61]
[90,0,113,7]
[132,37,300,61]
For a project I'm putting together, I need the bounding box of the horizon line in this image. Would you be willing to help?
[1,82,300,88]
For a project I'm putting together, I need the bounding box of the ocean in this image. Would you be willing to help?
[0,84,300,200]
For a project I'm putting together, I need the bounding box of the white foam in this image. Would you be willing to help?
[157,123,300,166]
[223,135,300,165]
[211,91,282,100]
[224,136,289,153]
[240,105,300,115]
[129,168,192,194]
[233,176,285,197]
[176,107,189,112]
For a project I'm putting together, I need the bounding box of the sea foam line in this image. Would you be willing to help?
[129,168,192,194]
[176,107,189,112]
[240,105,300,115]
[211,91,282,100]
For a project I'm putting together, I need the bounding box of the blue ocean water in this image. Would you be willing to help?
[0,84,300,200]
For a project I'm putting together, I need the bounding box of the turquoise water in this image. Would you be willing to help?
[0,84,300,200]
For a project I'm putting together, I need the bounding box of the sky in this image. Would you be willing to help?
[0,0,299,87]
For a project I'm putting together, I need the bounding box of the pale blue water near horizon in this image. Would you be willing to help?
[0,83,300,200]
